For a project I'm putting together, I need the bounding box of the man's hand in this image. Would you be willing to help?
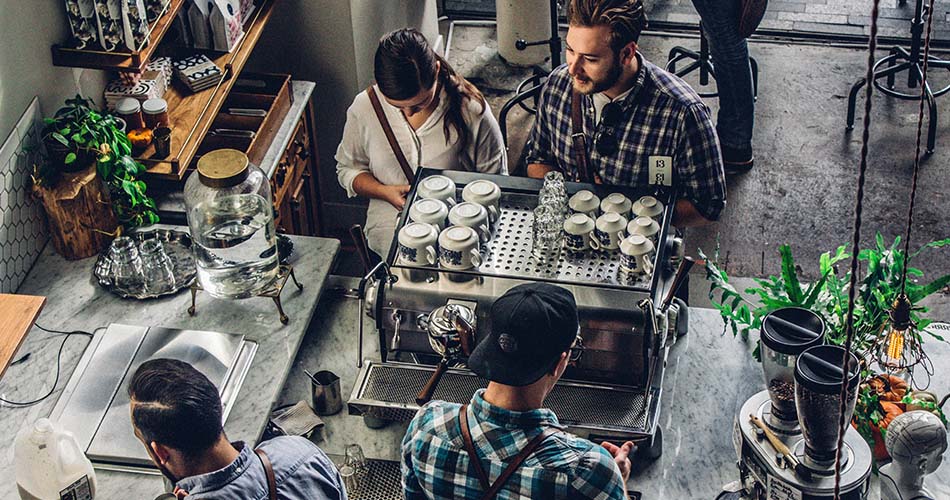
[380,184,411,210]
[601,440,635,483]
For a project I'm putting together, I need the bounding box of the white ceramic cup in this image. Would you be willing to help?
[448,202,491,243]
[619,234,655,277]
[591,212,628,251]
[600,193,632,218]
[408,197,449,232]
[417,175,457,207]
[438,225,482,270]
[397,222,438,266]
[461,180,501,224]
[563,213,595,253]
[627,216,661,245]
[569,190,600,219]
[631,195,664,219]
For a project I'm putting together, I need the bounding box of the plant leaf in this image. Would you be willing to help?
[51,132,69,146]
[64,152,76,164]
[779,245,805,303]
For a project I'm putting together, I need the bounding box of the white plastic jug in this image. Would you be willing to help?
[14,418,97,500]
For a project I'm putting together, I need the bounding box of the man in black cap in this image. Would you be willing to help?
[401,283,634,499]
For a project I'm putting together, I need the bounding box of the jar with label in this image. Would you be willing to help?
[184,149,279,299]
[115,98,144,130]
[142,98,169,129]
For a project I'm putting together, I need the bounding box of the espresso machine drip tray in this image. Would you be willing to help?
[49,324,257,472]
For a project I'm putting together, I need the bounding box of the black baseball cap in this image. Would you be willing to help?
[468,283,579,386]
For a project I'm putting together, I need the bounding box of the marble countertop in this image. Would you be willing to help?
[276,283,950,499]
[0,233,339,499]
[154,80,317,220]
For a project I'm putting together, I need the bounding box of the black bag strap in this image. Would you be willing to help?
[458,404,558,500]
[570,90,594,183]
[255,448,277,500]
[367,86,415,184]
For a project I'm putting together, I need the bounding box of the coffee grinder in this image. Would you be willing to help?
[731,308,872,499]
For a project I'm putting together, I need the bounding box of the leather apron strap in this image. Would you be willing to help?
[255,448,277,500]
[367,85,415,184]
[570,90,594,183]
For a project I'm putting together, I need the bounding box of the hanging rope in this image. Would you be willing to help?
[833,0,882,496]
[900,0,937,296]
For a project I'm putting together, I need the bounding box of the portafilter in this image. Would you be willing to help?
[415,303,476,405]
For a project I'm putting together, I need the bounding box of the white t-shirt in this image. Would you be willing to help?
[335,84,507,255]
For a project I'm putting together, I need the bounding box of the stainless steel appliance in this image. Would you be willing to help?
[49,324,257,472]
[348,169,691,457]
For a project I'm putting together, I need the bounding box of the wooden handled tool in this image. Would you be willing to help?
[416,358,449,405]
[749,414,812,479]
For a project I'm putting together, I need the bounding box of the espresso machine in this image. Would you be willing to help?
[348,169,692,458]
[732,308,872,499]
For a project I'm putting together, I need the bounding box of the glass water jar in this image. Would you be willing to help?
[184,149,278,299]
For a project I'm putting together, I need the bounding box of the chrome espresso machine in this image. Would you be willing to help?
[348,169,692,458]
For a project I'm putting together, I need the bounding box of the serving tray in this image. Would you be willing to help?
[94,228,197,299]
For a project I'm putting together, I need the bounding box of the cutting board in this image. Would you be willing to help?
[0,293,46,380]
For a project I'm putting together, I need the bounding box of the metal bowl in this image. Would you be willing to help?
[94,228,197,300]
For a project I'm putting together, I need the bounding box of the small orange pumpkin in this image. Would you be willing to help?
[866,401,905,461]
[868,374,908,402]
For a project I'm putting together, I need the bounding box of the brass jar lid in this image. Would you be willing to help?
[197,149,249,188]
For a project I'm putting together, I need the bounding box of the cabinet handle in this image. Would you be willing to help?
[294,139,310,160]
[276,161,288,185]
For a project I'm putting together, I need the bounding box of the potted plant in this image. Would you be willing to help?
[701,234,950,457]
[32,95,159,259]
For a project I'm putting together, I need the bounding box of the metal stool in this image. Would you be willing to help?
[846,0,950,154]
[666,23,759,100]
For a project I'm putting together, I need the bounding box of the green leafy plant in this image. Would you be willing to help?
[701,234,950,360]
[34,95,158,228]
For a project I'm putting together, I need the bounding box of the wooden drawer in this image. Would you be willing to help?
[190,72,292,171]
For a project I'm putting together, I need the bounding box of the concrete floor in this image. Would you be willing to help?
[445,24,950,319]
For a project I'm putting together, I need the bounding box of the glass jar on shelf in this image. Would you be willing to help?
[184,149,278,299]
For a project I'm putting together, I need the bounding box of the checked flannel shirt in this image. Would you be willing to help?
[526,55,727,221]
[401,389,628,500]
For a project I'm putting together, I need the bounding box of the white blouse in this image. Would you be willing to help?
[335,84,507,254]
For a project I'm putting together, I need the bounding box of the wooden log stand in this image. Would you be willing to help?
[32,166,118,260]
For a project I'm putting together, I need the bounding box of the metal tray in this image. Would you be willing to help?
[94,228,196,300]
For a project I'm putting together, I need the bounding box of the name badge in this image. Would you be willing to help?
[648,156,673,186]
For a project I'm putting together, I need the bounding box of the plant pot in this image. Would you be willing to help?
[32,164,118,260]
[44,137,94,173]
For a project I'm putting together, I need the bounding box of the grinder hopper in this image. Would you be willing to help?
[760,308,824,433]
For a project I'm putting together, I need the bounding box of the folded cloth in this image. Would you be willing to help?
[271,401,324,437]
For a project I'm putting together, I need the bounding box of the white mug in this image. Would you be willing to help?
[563,213,595,253]
[448,202,491,243]
[591,212,627,251]
[417,175,457,207]
[632,195,664,219]
[600,193,632,218]
[569,190,600,219]
[408,198,449,232]
[461,179,501,224]
[397,222,438,266]
[438,226,482,270]
[627,216,660,245]
[619,234,655,277]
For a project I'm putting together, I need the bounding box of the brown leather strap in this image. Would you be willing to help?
[570,90,593,183]
[459,404,558,500]
[255,448,277,500]
[367,86,415,184]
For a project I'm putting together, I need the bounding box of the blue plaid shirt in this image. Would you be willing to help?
[527,56,727,221]
[401,389,627,499]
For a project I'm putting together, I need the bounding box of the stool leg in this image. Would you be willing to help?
[846,76,867,129]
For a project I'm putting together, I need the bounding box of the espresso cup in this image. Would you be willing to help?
[632,195,664,219]
[461,179,501,224]
[397,222,438,266]
[438,225,482,270]
[408,197,449,232]
[600,193,632,218]
[448,202,491,243]
[591,212,627,251]
[627,216,661,245]
[568,190,600,219]
[563,213,595,253]
[619,234,655,277]
[417,175,457,207]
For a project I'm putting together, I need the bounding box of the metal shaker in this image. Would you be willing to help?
[306,370,343,415]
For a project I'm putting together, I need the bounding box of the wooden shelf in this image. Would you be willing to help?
[51,0,185,72]
[139,0,278,183]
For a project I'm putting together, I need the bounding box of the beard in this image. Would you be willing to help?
[571,55,623,95]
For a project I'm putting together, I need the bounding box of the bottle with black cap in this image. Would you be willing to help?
[760,307,824,430]
[794,344,861,468]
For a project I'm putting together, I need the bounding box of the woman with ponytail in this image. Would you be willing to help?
[336,28,507,257]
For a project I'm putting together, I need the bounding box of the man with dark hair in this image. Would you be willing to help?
[527,0,727,228]
[128,358,346,499]
[401,283,634,499]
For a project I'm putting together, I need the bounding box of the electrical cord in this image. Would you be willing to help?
[0,324,97,408]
